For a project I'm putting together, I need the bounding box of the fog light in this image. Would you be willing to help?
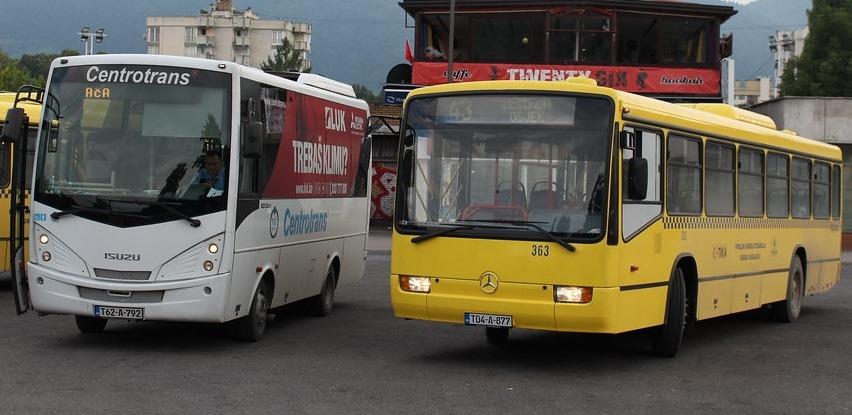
[203,261,214,271]
[400,275,431,293]
[555,286,593,303]
[41,251,52,262]
[203,286,212,295]
[39,234,49,244]
[208,243,219,254]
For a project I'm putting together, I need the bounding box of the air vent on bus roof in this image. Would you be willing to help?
[297,74,356,98]
[565,77,598,87]
[679,103,777,130]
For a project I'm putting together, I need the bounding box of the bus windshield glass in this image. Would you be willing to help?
[34,64,231,227]
[399,94,613,240]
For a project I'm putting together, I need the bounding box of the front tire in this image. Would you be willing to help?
[75,315,108,334]
[232,280,271,342]
[308,267,337,317]
[771,256,804,323]
[651,267,686,357]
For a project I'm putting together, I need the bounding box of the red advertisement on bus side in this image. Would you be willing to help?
[412,62,721,96]
[263,92,368,199]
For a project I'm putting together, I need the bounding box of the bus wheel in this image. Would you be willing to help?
[485,327,509,345]
[233,281,271,342]
[75,315,108,334]
[651,267,686,357]
[771,256,804,323]
[309,267,337,317]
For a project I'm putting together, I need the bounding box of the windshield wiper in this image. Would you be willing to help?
[50,205,113,220]
[98,198,201,228]
[458,219,576,252]
[410,224,473,244]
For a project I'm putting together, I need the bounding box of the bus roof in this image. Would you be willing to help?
[405,79,842,162]
[0,92,42,124]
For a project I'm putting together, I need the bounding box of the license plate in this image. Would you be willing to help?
[93,305,144,320]
[464,313,513,328]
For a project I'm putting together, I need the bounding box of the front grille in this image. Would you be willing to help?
[94,268,151,281]
[78,287,164,303]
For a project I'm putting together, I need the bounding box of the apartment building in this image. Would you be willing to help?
[146,0,311,70]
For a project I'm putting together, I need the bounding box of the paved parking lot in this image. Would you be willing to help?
[1,252,850,414]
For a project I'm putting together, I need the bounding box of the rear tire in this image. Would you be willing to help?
[485,327,509,345]
[75,315,107,334]
[309,267,337,317]
[232,280,271,342]
[771,256,804,323]
[651,267,686,357]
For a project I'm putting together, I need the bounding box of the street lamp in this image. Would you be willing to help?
[79,26,107,55]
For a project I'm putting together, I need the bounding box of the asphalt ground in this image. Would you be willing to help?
[0,253,850,414]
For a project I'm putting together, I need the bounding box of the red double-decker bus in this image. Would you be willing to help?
[398,0,736,101]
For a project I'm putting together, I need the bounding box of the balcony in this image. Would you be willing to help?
[233,35,251,47]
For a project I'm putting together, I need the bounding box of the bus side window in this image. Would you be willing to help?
[622,128,661,239]
[239,80,262,194]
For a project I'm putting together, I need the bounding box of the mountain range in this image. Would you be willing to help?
[0,0,810,90]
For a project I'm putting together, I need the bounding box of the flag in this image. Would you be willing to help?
[405,40,414,63]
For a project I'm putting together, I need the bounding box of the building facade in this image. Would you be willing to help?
[769,27,808,97]
[733,77,771,107]
[146,0,311,70]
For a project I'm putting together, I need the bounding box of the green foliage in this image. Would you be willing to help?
[261,38,310,73]
[0,48,79,91]
[352,83,380,103]
[780,0,852,97]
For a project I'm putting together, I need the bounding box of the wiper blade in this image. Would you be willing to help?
[50,206,112,220]
[98,198,201,228]
[410,224,472,244]
[458,219,576,252]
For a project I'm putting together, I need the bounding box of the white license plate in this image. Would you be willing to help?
[464,313,513,328]
[93,305,144,320]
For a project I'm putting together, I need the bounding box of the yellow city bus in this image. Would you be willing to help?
[389,78,841,356]
[0,92,40,275]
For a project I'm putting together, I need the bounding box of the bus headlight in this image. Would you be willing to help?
[554,286,592,303]
[208,243,219,254]
[41,251,52,262]
[400,276,431,293]
[39,234,49,244]
[203,261,214,271]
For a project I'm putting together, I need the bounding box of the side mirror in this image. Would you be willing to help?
[1,108,26,144]
[241,121,263,158]
[627,157,648,200]
[619,130,636,150]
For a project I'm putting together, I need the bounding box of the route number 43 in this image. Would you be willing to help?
[531,245,549,256]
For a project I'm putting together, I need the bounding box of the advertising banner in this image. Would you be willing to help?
[412,62,721,96]
[263,93,368,199]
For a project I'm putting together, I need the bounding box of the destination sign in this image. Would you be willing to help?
[434,95,576,125]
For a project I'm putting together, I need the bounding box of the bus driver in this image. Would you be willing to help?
[192,151,225,192]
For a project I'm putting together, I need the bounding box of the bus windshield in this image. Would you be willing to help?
[34,64,231,227]
[399,94,613,240]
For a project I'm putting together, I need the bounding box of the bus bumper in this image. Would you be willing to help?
[391,275,664,334]
[27,263,231,323]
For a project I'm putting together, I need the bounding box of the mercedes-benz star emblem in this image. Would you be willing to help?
[479,272,499,294]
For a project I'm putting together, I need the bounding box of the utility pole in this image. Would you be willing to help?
[446,0,456,83]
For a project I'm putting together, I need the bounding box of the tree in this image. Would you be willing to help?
[352,83,380,103]
[0,50,32,92]
[18,50,79,81]
[261,38,309,72]
[780,0,852,96]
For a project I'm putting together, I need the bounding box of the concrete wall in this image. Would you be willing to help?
[750,97,852,143]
